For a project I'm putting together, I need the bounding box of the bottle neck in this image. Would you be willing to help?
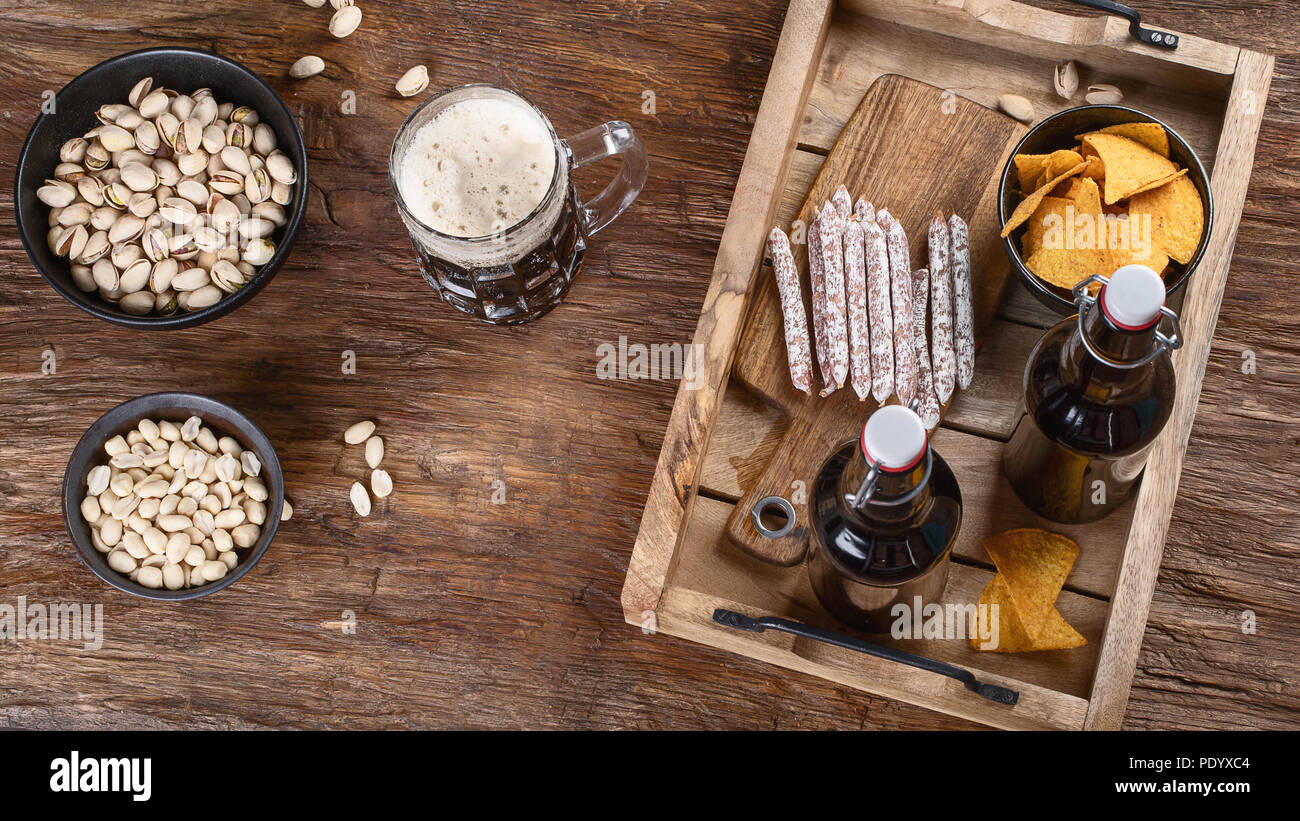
[839,445,931,524]
[1081,296,1159,362]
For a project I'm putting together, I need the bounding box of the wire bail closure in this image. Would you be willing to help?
[1072,273,1182,368]
[848,399,925,511]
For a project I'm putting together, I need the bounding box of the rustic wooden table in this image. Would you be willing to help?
[0,0,1295,730]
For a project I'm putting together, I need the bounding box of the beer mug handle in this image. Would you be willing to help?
[562,121,648,236]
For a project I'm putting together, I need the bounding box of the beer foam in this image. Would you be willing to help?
[398,97,558,238]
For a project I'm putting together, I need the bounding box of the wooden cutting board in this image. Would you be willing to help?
[724,74,1025,566]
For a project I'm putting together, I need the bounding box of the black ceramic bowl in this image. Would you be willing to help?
[62,393,284,600]
[997,105,1212,314]
[15,47,308,329]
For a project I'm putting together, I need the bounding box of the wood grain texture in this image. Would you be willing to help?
[0,0,1295,730]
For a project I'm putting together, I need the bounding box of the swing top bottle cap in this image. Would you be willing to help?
[1101,264,1165,330]
[860,405,927,472]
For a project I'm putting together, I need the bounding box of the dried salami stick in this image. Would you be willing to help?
[928,214,956,404]
[843,218,871,400]
[767,228,813,395]
[863,218,894,403]
[854,198,875,224]
[818,202,849,391]
[807,212,835,392]
[876,208,916,404]
[831,185,853,220]
[911,267,942,430]
[950,213,975,390]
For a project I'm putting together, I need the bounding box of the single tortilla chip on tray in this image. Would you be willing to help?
[971,575,1087,653]
[983,528,1079,638]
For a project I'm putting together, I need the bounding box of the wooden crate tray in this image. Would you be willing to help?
[622,0,1272,730]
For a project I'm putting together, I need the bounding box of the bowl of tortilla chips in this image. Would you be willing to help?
[997,105,1212,314]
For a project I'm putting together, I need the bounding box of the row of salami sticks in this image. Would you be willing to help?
[767,184,975,430]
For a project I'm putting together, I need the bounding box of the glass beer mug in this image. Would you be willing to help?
[389,84,648,324]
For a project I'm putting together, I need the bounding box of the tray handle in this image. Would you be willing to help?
[1063,0,1179,49]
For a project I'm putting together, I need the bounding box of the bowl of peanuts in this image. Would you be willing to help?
[62,392,284,600]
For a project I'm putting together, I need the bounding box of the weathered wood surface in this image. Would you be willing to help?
[0,0,1295,729]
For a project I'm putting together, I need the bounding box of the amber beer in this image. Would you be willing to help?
[806,405,963,632]
[390,85,647,324]
[1001,265,1181,523]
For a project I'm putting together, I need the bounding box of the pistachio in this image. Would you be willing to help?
[54,162,87,181]
[150,258,179,292]
[998,93,1035,123]
[349,481,372,516]
[192,97,218,128]
[229,106,258,125]
[119,258,152,293]
[330,0,353,7]
[290,55,326,79]
[344,420,376,444]
[176,148,208,177]
[96,104,131,125]
[265,152,296,185]
[143,228,171,262]
[302,0,326,6]
[79,230,111,264]
[110,241,143,269]
[120,162,159,192]
[238,216,275,240]
[37,179,76,208]
[187,284,223,309]
[127,191,158,218]
[76,175,105,206]
[210,259,246,293]
[84,141,110,171]
[270,180,292,206]
[251,201,286,227]
[91,258,120,291]
[220,145,252,176]
[1085,83,1123,105]
[120,290,155,315]
[371,469,393,498]
[171,94,196,121]
[242,238,275,266]
[202,124,226,154]
[395,65,429,98]
[139,89,170,118]
[329,4,362,37]
[210,198,241,233]
[176,179,209,205]
[209,171,244,196]
[1054,61,1079,100]
[192,225,223,252]
[226,121,252,148]
[60,138,89,164]
[53,224,89,259]
[152,158,182,187]
[171,266,210,292]
[58,201,93,226]
[128,77,154,108]
[160,196,199,226]
[365,436,384,469]
[244,167,271,203]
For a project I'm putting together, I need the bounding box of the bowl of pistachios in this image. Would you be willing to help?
[15,47,308,329]
[62,392,285,600]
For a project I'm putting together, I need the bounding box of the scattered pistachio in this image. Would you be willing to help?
[290,55,326,79]
[998,93,1035,123]
[1085,83,1123,105]
[1054,61,1079,100]
[396,65,430,98]
[329,4,362,38]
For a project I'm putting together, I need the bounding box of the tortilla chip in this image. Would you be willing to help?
[1081,133,1179,204]
[1022,196,1075,257]
[1129,174,1204,265]
[1109,242,1170,278]
[1012,153,1050,191]
[1096,122,1171,158]
[1126,168,1189,199]
[1025,246,1111,290]
[1001,160,1091,237]
[1062,176,1103,215]
[971,575,1087,653]
[1080,143,1106,180]
[983,528,1079,638]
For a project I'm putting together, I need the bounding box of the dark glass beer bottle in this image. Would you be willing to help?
[1002,265,1182,524]
[807,405,963,633]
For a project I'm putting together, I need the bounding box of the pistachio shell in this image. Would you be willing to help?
[289,55,325,79]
